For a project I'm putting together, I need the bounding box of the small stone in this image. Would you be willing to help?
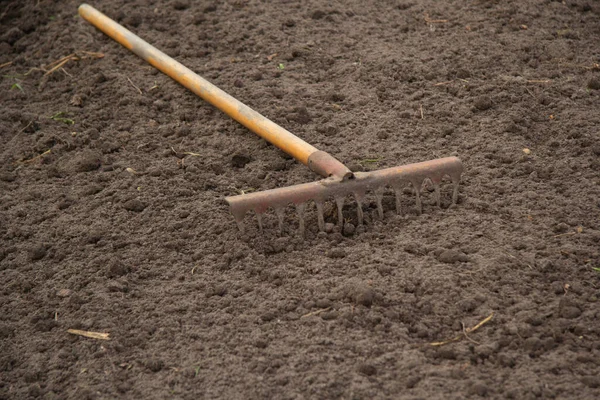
[327,248,346,259]
[324,223,335,233]
[357,363,377,376]
[234,79,244,88]
[377,131,389,140]
[56,289,71,298]
[123,199,146,212]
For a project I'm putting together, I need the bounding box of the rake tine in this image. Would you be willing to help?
[316,201,325,232]
[434,184,441,207]
[394,187,402,215]
[276,207,285,234]
[375,187,385,219]
[257,212,264,233]
[296,203,306,237]
[414,183,422,215]
[452,180,460,204]
[335,197,344,227]
[354,192,364,225]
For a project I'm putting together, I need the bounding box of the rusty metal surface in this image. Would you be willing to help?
[226,157,463,232]
[307,151,354,180]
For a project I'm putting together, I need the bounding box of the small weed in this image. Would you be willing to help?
[10,83,23,92]
[277,63,285,70]
[361,157,384,164]
[49,112,75,125]
[194,366,200,377]
[593,267,600,273]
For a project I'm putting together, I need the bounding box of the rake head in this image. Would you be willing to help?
[226,157,463,235]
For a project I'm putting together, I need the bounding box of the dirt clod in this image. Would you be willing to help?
[123,199,146,212]
[231,153,251,168]
[473,96,493,111]
[28,244,47,261]
[357,363,377,376]
[145,359,164,372]
[437,249,469,263]
[327,248,346,259]
[343,222,356,236]
[353,285,375,307]
[587,77,600,90]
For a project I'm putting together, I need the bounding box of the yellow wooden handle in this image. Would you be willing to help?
[78,4,318,165]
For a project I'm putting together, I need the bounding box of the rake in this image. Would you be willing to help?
[79,4,463,235]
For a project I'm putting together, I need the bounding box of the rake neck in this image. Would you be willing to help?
[308,151,353,180]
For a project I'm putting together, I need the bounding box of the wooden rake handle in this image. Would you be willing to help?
[78,4,352,180]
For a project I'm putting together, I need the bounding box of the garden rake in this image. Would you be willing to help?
[79,4,464,235]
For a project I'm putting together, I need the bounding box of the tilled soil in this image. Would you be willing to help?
[1,0,600,398]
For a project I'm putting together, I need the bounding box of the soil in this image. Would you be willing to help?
[1,0,600,398]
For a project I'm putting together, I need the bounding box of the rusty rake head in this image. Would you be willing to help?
[226,157,463,235]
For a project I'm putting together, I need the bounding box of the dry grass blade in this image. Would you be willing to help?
[424,12,448,23]
[127,77,143,94]
[300,307,331,318]
[43,51,104,76]
[430,312,494,346]
[0,61,13,69]
[67,329,110,340]
[15,149,51,165]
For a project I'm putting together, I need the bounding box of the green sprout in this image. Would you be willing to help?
[361,157,384,164]
[10,83,23,92]
[49,112,75,125]
[277,63,285,70]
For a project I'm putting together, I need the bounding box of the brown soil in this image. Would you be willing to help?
[2,0,600,398]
